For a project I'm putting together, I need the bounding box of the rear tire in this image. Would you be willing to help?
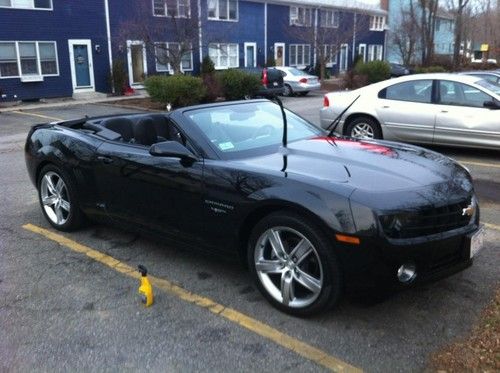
[37,164,85,231]
[345,116,382,139]
[247,211,342,316]
[283,84,293,97]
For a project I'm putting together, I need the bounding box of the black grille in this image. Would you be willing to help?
[379,199,472,239]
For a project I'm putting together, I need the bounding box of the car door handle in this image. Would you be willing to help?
[440,110,448,113]
[382,105,390,109]
[97,156,114,164]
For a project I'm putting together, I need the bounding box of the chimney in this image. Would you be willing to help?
[380,0,389,11]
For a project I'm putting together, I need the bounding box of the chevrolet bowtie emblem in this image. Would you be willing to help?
[462,204,475,217]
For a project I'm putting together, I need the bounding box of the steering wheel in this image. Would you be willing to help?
[251,125,276,140]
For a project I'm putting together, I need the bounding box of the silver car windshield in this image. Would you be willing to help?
[475,79,500,95]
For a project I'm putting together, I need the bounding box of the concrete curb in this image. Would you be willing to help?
[0,93,150,113]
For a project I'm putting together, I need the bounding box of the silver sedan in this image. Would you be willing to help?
[320,73,500,150]
[272,66,321,96]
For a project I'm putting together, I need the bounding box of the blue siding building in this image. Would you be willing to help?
[1,0,386,101]
[0,0,111,101]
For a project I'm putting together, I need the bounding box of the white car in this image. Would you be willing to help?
[272,66,321,96]
[320,73,500,150]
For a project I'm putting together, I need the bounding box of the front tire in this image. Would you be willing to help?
[37,164,85,231]
[248,211,342,316]
[345,116,382,139]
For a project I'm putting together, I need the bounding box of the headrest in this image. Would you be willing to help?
[133,117,157,146]
[102,117,134,141]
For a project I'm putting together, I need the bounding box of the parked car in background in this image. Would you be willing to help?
[389,63,411,77]
[459,71,500,85]
[271,66,321,96]
[239,67,284,97]
[320,73,500,150]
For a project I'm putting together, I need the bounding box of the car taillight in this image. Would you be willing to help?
[262,68,269,86]
[299,78,308,83]
[323,95,330,107]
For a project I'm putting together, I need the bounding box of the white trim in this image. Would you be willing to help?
[274,42,285,66]
[127,40,147,87]
[244,42,257,68]
[0,40,59,79]
[198,0,203,64]
[154,42,194,73]
[208,43,239,69]
[264,2,267,62]
[152,0,191,18]
[289,43,311,67]
[68,39,95,92]
[104,0,113,93]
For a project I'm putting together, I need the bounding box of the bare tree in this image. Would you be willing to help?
[392,1,420,65]
[118,0,199,74]
[447,0,471,67]
[419,0,440,65]
[286,10,369,80]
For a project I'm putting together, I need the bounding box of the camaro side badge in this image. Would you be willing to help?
[462,205,475,217]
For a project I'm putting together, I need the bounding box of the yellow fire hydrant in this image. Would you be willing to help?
[137,265,153,307]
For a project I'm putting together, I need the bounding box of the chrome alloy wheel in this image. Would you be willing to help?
[351,122,374,139]
[40,171,71,226]
[254,227,323,308]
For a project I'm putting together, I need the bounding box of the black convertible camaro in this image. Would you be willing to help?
[25,99,484,315]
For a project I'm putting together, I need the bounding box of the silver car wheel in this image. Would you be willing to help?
[254,227,323,308]
[40,171,71,226]
[351,123,375,139]
[283,84,292,97]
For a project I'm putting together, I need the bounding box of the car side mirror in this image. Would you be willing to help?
[483,100,500,109]
[149,141,197,163]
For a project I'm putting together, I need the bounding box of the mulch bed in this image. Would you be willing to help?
[429,287,500,372]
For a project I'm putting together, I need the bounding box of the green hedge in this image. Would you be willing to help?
[144,75,206,108]
[219,69,261,100]
[354,61,391,84]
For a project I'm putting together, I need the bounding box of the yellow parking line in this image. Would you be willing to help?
[485,222,500,232]
[22,223,361,373]
[459,161,500,169]
[12,110,62,122]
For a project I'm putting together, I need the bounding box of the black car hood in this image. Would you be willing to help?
[235,137,473,209]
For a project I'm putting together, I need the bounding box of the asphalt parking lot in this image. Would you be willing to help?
[1,95,499,372]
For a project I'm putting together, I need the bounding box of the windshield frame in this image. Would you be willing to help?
[182,101,325,160]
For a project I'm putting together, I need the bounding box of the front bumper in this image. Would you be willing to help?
[335,224,480,290]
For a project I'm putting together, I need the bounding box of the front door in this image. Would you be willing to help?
[274,43,285,66]
[244,42,256,68]
[68,39,95,92]
[94,140,205,243]
[127,40,147,87]
[339,44,348,72]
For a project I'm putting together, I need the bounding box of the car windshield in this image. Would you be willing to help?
[187,101,322,158]
[475,79,500,95]
[287,68,309,76]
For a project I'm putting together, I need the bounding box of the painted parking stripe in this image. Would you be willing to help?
[22,223,362,373]
[11,110,62,122]
[459,161,500,169]
[484,222,500,232]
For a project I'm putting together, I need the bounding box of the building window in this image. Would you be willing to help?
[369,15,385,31]
[322,45,337,66]
[290,6,312,26]
[0,0,52,10]
[208,43,239,69]
[208,0,238,21]
[368,44,383,61]
[155,42,193,72]
[320,10,339,28]
[153,0,190,17]
[0,41,58,78]
[0,43,19,77]
[289,44,311,66]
